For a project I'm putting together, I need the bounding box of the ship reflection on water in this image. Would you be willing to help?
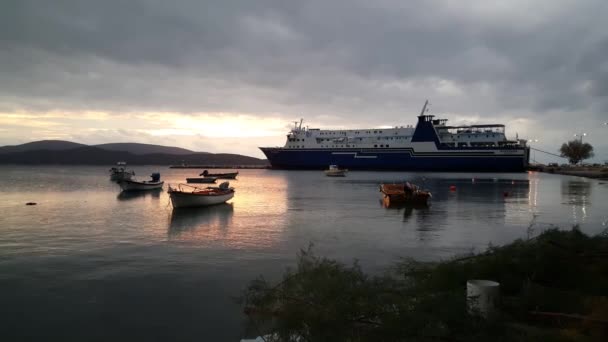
[561,179,592,224]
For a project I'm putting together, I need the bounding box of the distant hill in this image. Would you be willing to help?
[0,140,87,154]
[95,143,197,155]
[0,140,201,155]
[0,145,267,166]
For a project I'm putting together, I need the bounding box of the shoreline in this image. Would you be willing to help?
[530,165,608,180]
[168,165,270,169]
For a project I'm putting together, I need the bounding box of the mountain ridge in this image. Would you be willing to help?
[0,140,87,154]
[0,140,205,155]
[94,142,199,155]
[0,141,267,165]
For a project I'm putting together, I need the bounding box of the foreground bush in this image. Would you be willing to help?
[242,228,608,341]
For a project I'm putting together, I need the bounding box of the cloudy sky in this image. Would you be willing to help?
[1,0,607,161]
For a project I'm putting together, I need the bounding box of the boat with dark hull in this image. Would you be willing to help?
[259,101,530,172]
[200,170,239,179]
[186,177,218,184]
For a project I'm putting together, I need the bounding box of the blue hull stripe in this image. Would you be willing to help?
[260,148,527,172]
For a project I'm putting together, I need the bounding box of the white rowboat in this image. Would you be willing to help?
[324,164,347,177]
[119,172,163,191]
[168,182,235,208]
[119,179,164,191]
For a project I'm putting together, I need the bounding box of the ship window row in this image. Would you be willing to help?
[373,144,390,148]
[444,134,498,140]
[288,138,305,142]
[319,132,348,136]
[442,142,498,147]
[315,136,409,143]
[379,136,409,140]
[454,134,495,138]
[319,130,385,135]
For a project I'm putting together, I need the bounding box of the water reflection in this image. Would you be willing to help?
[561,179,592,224]
[381,201,431,223]
[117,189,162,201]
[232,171,288,216]
[168,203,234,237]
[373,177,532,240]
[528,172,540,210]
[438,178,530,201]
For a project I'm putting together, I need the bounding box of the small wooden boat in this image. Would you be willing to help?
[379,182,432,206]
[200,170,239,179]
[186,177,218,184]
[109,162,135,181]
[324,165,347,177]
[168,182,235,208]
[119,173,164,191]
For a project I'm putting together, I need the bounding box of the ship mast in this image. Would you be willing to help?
[419,100,429,116]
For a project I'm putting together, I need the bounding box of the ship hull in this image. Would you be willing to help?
[260,147,529,172]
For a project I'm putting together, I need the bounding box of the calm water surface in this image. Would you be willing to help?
[1,166,607,340]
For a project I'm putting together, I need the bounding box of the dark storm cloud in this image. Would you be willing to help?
[1,0,608,120]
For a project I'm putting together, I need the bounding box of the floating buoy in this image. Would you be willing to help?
[472,178,475,183]
[449,185,457,191]
[26,202,37,206]
[511,180,515,185]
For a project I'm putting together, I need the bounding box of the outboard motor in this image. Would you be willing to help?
[150,172,161,182]
[219,181,230,190]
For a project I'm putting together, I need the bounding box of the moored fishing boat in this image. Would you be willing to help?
[119,173,164,191]
[109,162,135,181]
[168,182,235,208]
[186,177,218,184]
[200,170,239,179]
[324,165,347,177]
[379,182,432,206]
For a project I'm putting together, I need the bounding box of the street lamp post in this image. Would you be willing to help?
[573,133,587,142]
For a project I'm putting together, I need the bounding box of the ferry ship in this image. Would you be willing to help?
[259,101,530,171]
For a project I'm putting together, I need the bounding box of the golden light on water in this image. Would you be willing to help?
[167,172,289,249]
